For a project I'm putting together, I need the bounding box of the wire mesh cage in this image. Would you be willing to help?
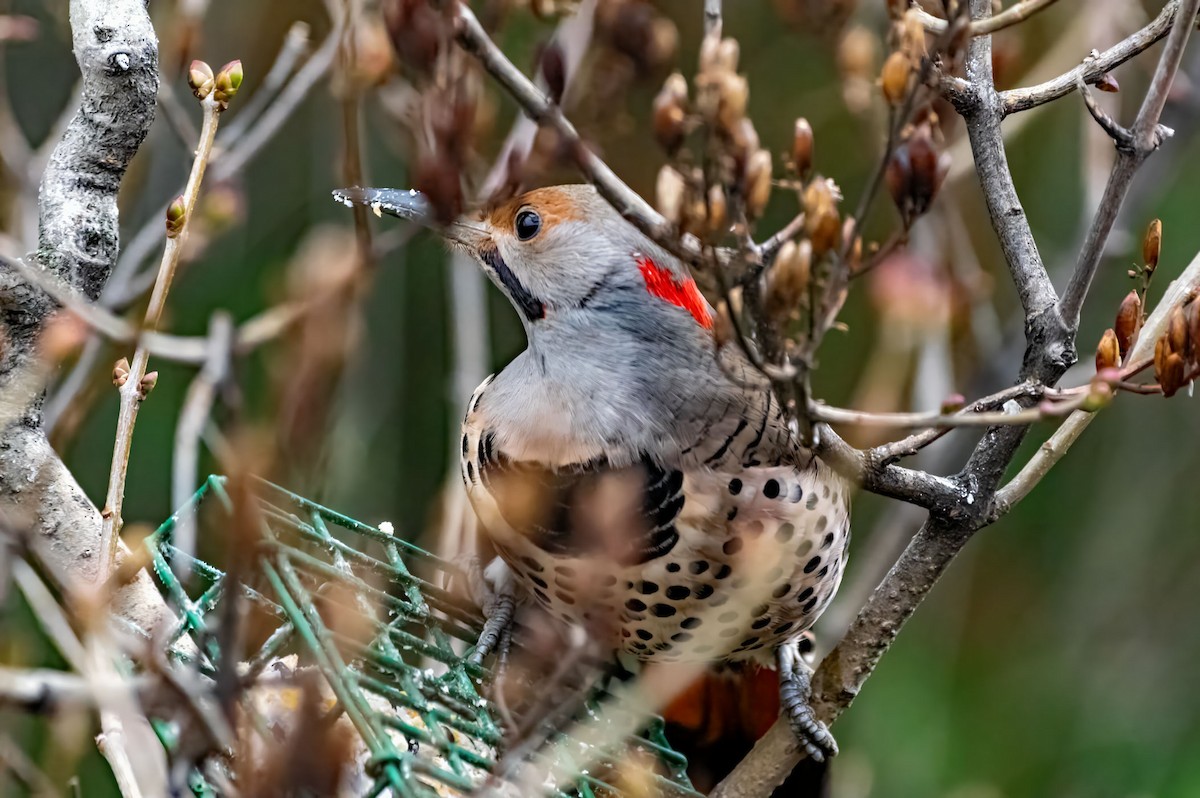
[140,476,704,797]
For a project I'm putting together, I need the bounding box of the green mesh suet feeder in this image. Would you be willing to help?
[140,476,704,797]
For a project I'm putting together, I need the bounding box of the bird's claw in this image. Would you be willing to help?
[777,641,838,763]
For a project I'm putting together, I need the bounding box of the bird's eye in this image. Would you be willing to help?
[515,208,542,241]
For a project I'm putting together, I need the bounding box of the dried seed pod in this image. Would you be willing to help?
[716,73,749,135]
[1095,328,1120,372]
[765,239,812,323]
[716,38,740,72]
[880,50,910,105]
[803,179,841,256]
[1143,218,1162,271]
[414,154,463,225]
[540,42,566,105]
[706,184,728,236]
[791,117,814,178]
[1168,304,1190,360]
[1114,290,1142,354]
[838,26,877,80]
[656,165,687,225]
[384,0,443,76]
[652,73,688,153]
[1160,351,1187,397]
[744,148,773,219]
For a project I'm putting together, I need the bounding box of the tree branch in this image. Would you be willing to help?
[1058,0,1200,329]
[1001,1,1191,114]
[916,0,1060,36]
[0,0,171,638]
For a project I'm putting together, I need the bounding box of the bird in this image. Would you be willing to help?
[333,183,851,765]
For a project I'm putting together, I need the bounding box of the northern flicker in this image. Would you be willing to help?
[334,184,851,762]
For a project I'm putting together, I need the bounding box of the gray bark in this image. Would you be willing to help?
[0,0,168,633]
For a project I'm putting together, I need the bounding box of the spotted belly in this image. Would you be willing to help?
[460,414,851,664]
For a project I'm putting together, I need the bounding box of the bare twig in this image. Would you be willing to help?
[916,0,1060,36]
[171,312,235,567]
[97,92,225,584]
[1058,0,1200,329]
[1001,1,1192,114]
[997,247,1200,512]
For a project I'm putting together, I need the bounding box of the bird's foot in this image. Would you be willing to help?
[461,556,516,666]
[776,640,837,763]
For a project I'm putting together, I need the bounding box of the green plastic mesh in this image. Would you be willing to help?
[142,476,704,798]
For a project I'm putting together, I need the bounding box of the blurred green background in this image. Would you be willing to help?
[5,1,1200,796]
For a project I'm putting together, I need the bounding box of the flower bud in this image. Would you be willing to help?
[656,165,687,225]
[791,117,814,178]
[881,51,910,105]
[1143,218,1162,271]
[1094,73,1120,93]
[744,148,773,220]
[1114,290,1142,354]
[113,357,131,388]
[138,371,159,400]
[188,59,214,100]
[652,73,688,154]
[940,393,966,414]
[1095,328,1120,372]
[165,195,187,238]
[1081,380,1114,412]
[214,59,243,106]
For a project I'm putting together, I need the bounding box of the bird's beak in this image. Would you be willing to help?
[332,187,488,250]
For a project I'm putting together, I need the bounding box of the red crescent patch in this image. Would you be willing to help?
[636,255,714,330]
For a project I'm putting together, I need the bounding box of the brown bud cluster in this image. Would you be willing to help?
[765,239,812,324]
[652,73,689,154]
[885,118,949,228]
[1114,290,1142,354]
[655,165,729,238]
[1095,328,1120,372]
[693,34,774,220]
[1151,277,1200,397]
[213,60,243,108]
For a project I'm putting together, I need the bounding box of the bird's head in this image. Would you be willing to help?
[332,184,714,337]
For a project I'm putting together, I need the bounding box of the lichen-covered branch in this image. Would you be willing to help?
[0,0,167,634]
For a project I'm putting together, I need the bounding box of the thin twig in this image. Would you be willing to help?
[171,312,235,568]
[1058,0,1200,329]
[96,93,225,584]
[1001,1,1191,114]
[916,0,1060,36]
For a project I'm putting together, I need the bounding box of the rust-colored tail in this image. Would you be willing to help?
[661,666,782,791]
